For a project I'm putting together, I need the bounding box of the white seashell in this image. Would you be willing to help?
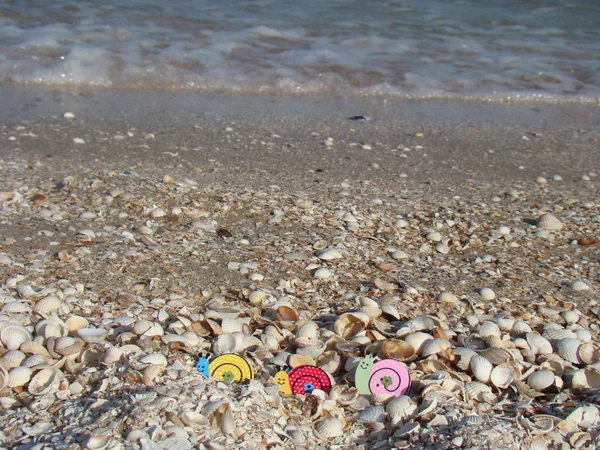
[386,395,417,421]
[464,382,495,403]
[405,315,436,331]
[315,417,344,439]
[578,343,600,365]
[180,411,209,429]
[132,320,155,335]
[1,301,32,314]
[536,214,563,230]
[220,404,236,436]
[22,353,51,368]
[358,406,386,423]
[316,248,343,260]
[28,367,61,395]
[470,355,493,384]
[51,336,84,356]
[420,338,451,357]
[571,367,600,389]
[574,329,592,343]
[1,324,32,350]
[138,353,168,367]
[143,364,164,381]
[7,366,33,388]
[438,292,457,304]
[526,370,555,391]
[296,321,320,339]
[248,290,267,305]
[297,344,326,359]
[494,316,515,331]
[526,333,553,355]
[542,327,577,341]
[334,312,369,338]
[65,316,90,333]
[490,363,516,389]
[403,332,434,354]
[314,267,332,279]
[35,319,68,339]
[33,295,63,314]
[511,320,533,335]
[479,288,495,301]
[86,434,113,450]
[19,340,51,356]
[479,321,501,338]
[555,338,582,364]
[1,350,27,369]
[159,438,192,450]
[77,327,108,344]
[220,318,244,334]
[453,347,478,371]
[213,333,238,355]
[479,348,512,365]
[568,280,590,292]
[316,350,341,374]
[561,310,580,324]
[102,346,122,365]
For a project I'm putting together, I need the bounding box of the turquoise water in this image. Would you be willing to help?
[0,0,598,101]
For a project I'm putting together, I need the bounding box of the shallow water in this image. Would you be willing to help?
[1,0,599,101]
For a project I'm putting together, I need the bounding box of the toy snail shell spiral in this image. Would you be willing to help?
[354,352,410,396]
[196,353,253,382]
[274,365,332,395]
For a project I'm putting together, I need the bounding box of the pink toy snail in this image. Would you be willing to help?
[355,353,410,396]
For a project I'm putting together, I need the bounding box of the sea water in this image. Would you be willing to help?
[1,0,599,102]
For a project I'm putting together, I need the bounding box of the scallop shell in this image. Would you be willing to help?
[334,312,369,338]
[386,395,417,420]
[526,333,553,355]
[470,355,493,383]
[65,316,90,334]
[555,338,582,364]
[21,353,51,368]
[526,370,555,391]
[478,348,513,365]
[536,214,563,230]
[1,302,32,314]
[561,310,580,324]
[35,319,68,339]
[511,320,533,335]
[77,327,108,344]
[464,382,495,402]
[1,350,27,369]
[479,321,501,338]
[406,315,436,331]
[296,321,319,339]
[1,325,32,350]
[542,327,577,341]
[102,346,122,365]
[28,366,61,395]
[20,340,51,356]
[298,344,327,359]
[577,343,600,365]
[490,363,516,389]
[7,366,33,388]
[221,318,244,334]
[568,280,590,292]
[212,334,238,355]
[420,338,451,357]
[289,354,314,368]
[315,418,344,439]
[403,332,433,354]
[33,295,63,314]
[358,406,386,423]
[138,353,168,367]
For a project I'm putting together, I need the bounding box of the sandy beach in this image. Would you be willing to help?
[0,89,599,449]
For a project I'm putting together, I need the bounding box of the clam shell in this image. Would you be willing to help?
[102,346,123,365]
[221,318,244,334]
[555,338,582,364]
[568,280,590,292]
[490,363,516,389]
[334,312,369,338]
[316,350,341,374]
[36,319,69,340]
[403,332,433,354]
[296,321,319,339]
[379,339,416,361]
[526,370,555,391]
[1,324,32,350]
[358,406,386,423]
[288,353,314,368]
[464,382,496,403]
[479,321,501,338]
[20,340,51,357]
[28,366,61,395]
[578,343,600,365]
[33,295,63,314]
[478,348,513,365]
[298,345,327,359]
[76,327,108,344]
[420,338,450,357]
[542,327,577,341]
[536,214,563,230]
[1,350,27,369]
[571,367,600,389]
[386,395,417,420]
[65,316,90,333]
[138,353,168,367]
[406,315,436,331]
[143,364,164,381]
[51,337,84,357]
[212,334,237,355]
[316,248,343,260]
[526,333,553,355]
[275,305,299,322]
[315,418,344,439]
[7,366,33,388]
[511,320,533,335]
[561,310,580,324]
[470,355,493,383]
[1,302,32,314]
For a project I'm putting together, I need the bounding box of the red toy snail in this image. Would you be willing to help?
[274,365,332,395]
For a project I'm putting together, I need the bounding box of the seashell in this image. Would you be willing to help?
[461,335,490,352]
[50,336,83,357]
[542,327,577,341]
[379,339,416,361]
[1,302,32,314]
[479,288,496,301]
[212,334,238,355]
[574,329,592,343]
[568,280,590,292]
[403,332,433,354]
[159,438,192,450]
[220,403,236,436]
[358,406,386,423]
[494,315,515,331]
[102,346,122,365]
[470,355,493,383]
[420,338,451,357]
[138,353,168,367]
[478,321,501,338]
[490,363,516,389]
[405,315,436,331]
[296,321,319,339]
[221,318,244,334]
[334,312,369,338]
[577,343,600,365]
[316,248,343,260]
[85,434,113,450]
[511,320,533,335]
[274,305,299,322]
[1,324,32,350]
[555,338,582,364]
[484,335,507,349]
[275,365,332,395]
[28,367,61,395]
[0,191,22,206]
[298,345,326,359]
[561,310,580,324]
[464,382,496,403]
[7,366,33,388]
[208,354,253,382]
[526,333,553,355]
[386,395,417,421]
[526,370,555,391]
[20,340,51,356]
[289,353,314,368]
[75,327,108,344]
[33,295,62,314]
[571,367,600,389]
[316,351,342,374]
[315,418,344,439]
[314,267,332,279]
[478,348,513,365]
[65,316,89,334]
[438,292,458,304]
[248,290,267,305]
[143,364,164,381]
[536,214,563,230]
[453,347,478,371]
[22,353,52,368]
[236,333,262,351]
[1,350,27,369]
[35,319,68,339]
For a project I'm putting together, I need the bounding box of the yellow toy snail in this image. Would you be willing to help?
[196,353,253,382]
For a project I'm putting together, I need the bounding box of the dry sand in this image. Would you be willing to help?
[0,89,599,449]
